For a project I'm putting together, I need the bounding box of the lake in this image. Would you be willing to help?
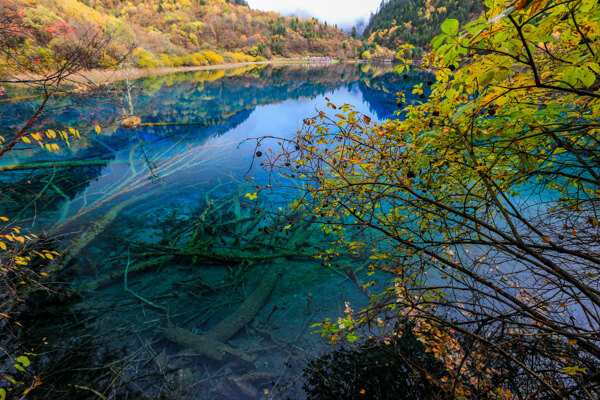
[0,63,430,399]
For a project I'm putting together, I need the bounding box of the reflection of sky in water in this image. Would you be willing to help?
[186,87,380,178]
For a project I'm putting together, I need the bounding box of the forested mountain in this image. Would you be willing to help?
[0,0,361,74]
[363,0,484,55]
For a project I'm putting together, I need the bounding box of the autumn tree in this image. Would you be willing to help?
[0,4,117,396]
[258,0,600,397]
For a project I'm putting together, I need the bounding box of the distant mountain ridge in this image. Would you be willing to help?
[363,0,484,56]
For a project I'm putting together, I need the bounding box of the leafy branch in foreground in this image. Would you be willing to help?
[260,0,600,398]
[0,5,119,397]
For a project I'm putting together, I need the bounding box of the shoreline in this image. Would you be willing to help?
[8,58,350,86]
[72,59,296,84]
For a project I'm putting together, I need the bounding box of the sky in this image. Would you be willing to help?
[246,0,381,27]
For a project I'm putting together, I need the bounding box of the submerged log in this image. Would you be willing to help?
[204,266,278,343]
[80,255,174,292]
[163,326,254,362]
[0,159,110,172]
[218,372,278,398]
[162,265,278,361]
[130,248,314,262]
[46,190,157,275]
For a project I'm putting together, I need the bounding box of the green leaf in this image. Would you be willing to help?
[478,70,495,87]
[0,388,5,400]
[441,19,459,34]
[14,364,26,373]
[347,332,359,342]
[17,355,30,367]
[430,33,447,50]
[562,365,587,375]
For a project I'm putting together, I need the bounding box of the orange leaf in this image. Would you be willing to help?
[514,0,533,11]
[541,236,550,243]
[529,0,548,15]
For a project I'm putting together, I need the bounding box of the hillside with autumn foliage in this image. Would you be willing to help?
[363,0,484,58]
[0,0,363,75]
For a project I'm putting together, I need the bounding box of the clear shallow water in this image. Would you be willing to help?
[0,63,430,399]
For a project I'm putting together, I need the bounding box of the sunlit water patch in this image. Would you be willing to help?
[0,63,430,399]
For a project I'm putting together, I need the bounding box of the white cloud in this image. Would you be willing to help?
[246,0,380,26]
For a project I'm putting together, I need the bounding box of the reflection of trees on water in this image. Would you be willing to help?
[357,68,434,120]
[0,64,403,223]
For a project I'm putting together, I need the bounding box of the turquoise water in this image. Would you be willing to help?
[0,63,429,399]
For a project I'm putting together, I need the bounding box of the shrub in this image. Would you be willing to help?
[132,47,160,68]
[159,53,174,67]
[103,18,135,44]
[201,51,224,65]
[189,52,207,66]
[171,56,185,67]
[24,5,61,31]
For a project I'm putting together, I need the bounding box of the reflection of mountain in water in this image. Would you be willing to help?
[116,64,373,144]
[357,67,434,120]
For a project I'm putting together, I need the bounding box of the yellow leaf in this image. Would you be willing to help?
[22,136,31,144]
[569,338,577,345]
[40,272,48,276]
[95,125,101,134]
[245,193,258,200]
[0,216,8,221]
[45,253,54,260]
[0,242,6,250]
[15,321,23,327]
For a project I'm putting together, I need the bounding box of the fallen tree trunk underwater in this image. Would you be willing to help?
[45,190,158,275]
[162,264,279,361]
[0,159,110,172]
